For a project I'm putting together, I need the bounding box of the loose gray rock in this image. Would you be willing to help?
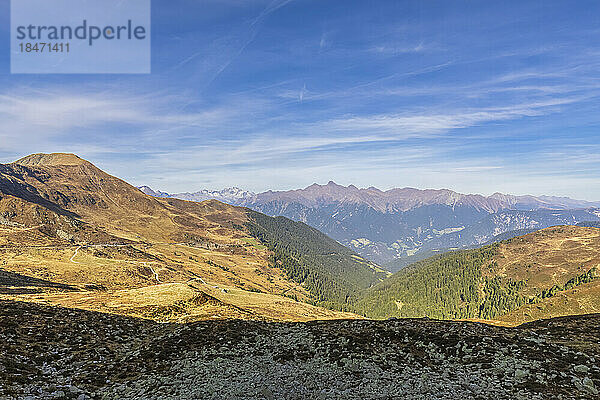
[574,365,590,373]
[1,300,599,400]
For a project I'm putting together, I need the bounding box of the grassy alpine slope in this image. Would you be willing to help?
[355,225,600,325]
[0,153,377,321]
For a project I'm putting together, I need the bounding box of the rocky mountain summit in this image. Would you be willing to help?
[1,300,598,400]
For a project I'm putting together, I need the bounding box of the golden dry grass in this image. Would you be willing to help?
[0,280,357,323]
[495,280,600,326]
[491,226,600,294]
[0,156,358,322]
[478,225,600,326]
[0,235,349,322]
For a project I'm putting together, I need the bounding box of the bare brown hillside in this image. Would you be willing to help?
[490,226,600,325]
[0,153,360,322]
[490,226,600,292]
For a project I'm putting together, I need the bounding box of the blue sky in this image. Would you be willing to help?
[0,0,599,200]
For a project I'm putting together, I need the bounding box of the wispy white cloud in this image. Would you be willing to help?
[0,87,257,154]
[0,82,592,162]
[369,42,426,55]
[319,32,329,50]
[309,96,588,137]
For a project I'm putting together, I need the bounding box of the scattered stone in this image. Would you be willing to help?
[582,377,598,395]
[514,369,528,381]
[68,385,80,394]
[0,300,599,400]
[574,365,590,373]
[260,387,275,400]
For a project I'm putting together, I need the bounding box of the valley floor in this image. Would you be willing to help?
[1,301,599,400]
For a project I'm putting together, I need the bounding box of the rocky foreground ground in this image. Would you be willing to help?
[0,300,599,400]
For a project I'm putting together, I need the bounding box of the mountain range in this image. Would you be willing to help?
[2,153,600,329]
[140,183,600,212]
[140,182,600,268]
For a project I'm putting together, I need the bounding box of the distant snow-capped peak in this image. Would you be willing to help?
[138,186,255,205]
